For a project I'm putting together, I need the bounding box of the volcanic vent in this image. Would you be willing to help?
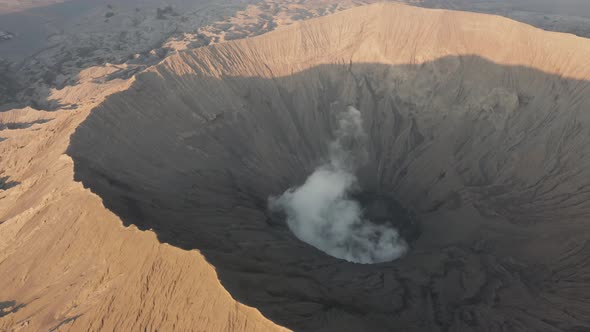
[268,105,415,264]
[68,4,590,332]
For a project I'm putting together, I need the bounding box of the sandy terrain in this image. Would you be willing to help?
[0,0,389,108]
[409,0,590,38]
[1,2,590,331]
[0,0,67,14]
[2,0,590,110]
[0,64,288,331]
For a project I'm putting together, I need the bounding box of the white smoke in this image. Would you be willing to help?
[269,106,407,264]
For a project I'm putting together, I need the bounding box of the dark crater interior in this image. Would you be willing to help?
[265,189,419,243]
[68,56,590,331]
[353,191,420,243]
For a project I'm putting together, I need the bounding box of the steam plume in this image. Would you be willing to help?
[269,106,407,264]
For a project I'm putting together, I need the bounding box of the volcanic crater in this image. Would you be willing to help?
[66,4,590,331]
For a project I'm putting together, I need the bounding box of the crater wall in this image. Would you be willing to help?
[67,4,590,331]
